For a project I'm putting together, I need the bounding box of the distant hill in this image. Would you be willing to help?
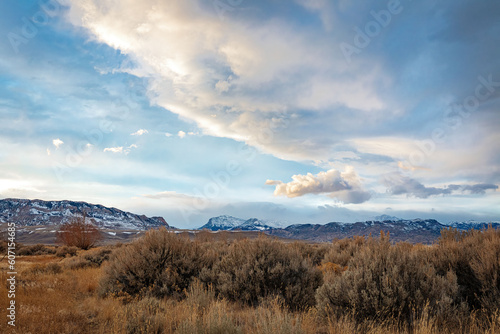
[266,219,444,243]
[200,215,500,243]
[0,198,169,230]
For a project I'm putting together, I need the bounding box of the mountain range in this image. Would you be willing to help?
[0,198,169,230]
[1,198,498,244]
[199,214,499,243]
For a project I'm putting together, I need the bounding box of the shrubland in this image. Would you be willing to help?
[1,226,500,333]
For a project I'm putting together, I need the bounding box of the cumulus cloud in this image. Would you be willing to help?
[103,144,138,155]
[165,132,173,137]
[52,138,64,149]
[382,173,498,198]
[103,146,124,153]
[177,131,186,138]
[131,129,148,136]
[266,167,371,204]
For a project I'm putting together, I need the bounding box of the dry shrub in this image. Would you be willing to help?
[204,236,322,311]
[0,238,7,253]
[290,241,330,266]
[24,262,63,275]
[99,228,201,299]
[185,279,216,312]
[434,226,500,315]
[323,235,366,267]
[56,214,102,250]
[121,297,166,334]
[63,247,112,270]
[316,232,459,327]
[251,297,304,334]
[17,243,56,256]
[176,300,242,334]
[56,245,79,257]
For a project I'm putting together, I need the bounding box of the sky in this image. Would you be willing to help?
[0,0,499,228]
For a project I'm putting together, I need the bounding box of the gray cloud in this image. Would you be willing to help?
[382,173,498,198]
[461,183,499,194]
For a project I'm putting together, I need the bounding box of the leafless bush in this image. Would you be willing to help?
[56,213,102,250]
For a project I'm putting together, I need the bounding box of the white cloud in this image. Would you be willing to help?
[131,129,148,136]
[52,138,64,149]
[215,78,231,93]
[266,166,371,204]
[177,131,186,138]
[64,0,389,162]
[165,132,173,137]
[104,144,138,154]
[103,146,123,153]
[46,148,51,156]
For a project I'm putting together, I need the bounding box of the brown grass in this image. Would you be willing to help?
[1,228,500,333]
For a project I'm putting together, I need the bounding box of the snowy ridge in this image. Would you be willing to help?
[0,198,169,230]
[199,216,283,231]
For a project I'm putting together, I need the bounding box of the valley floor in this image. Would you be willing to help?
[1,231,500,334]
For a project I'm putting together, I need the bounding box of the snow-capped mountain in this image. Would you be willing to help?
[373,214,403,221]
[268,218,447,243]
[0,198,169,230]
[199,215,246,231]
[199,216,281,231]
[448,220,500,230]
[233,218,273,231]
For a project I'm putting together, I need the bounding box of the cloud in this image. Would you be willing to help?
[178,131,186,139]
[142,190,199,200]
[461,183,499,194]
[165,132,173,137]
[266,167,371,204]
[103,146,124,153]
[52,138,64,149]
[103,144,137,155]
[382,173,498,198]
[131,129,148,136]
[63,0,388,162]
